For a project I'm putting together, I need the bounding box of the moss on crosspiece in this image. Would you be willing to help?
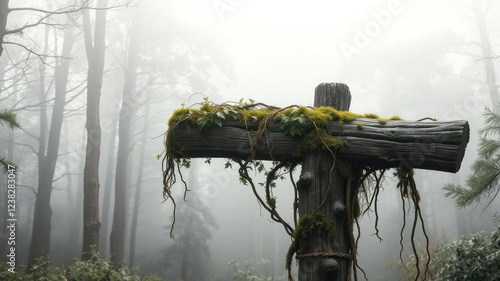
[165,98,402,162]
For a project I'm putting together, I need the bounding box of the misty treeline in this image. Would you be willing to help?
[0,0,234,279]
[0,0,499,280]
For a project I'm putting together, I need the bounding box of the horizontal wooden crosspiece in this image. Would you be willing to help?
[169,118,469,173]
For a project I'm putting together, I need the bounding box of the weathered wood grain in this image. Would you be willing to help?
[169,118,469,173]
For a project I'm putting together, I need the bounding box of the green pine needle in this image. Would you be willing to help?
[0,110,21,129]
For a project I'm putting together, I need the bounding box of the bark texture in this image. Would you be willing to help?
[82,1,108,259]
[170,118,469,173]
[297,83,350,281]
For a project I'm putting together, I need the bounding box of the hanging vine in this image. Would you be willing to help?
[161,98,431,281]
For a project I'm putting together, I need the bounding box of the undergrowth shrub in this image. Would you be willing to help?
[0,249,164,281]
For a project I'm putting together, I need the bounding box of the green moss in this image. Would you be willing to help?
[168,108,191,127]
[388,115,403,121]
[304,106,335,126]
[378,118,389,125]
[315,156,328,174]
[377,115,403,125]
[337,159,353,178]
[239,108,275,123]
[166,102,405,174]
[285,211,337,269]
[168,103,402,130]
[295,130,346,157]
[166,101,404,175]
[362,113,380,119]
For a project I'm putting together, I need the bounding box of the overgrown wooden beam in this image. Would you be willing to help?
[169,118,469,173]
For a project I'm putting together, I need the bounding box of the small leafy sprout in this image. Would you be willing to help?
[280,113,311,137]
[357,122,363,129]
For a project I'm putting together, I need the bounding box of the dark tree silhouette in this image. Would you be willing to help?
[160,166,219,280]
[28,23,75,266]
[110,10,141,266]
[81,0,108,260]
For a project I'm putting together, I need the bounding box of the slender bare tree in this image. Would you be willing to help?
[27,23,75,265]
[110,11,141,265]
[472,0,499,112]
[81,0,108,260]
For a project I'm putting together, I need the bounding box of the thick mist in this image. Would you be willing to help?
[0,0,499,280]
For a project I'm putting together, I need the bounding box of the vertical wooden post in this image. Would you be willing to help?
[297,83,351,280]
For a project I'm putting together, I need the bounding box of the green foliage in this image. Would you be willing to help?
[388,242,447,281]
[0,251,164,281]
[279,112,310,137]
[65,250,133,281]
[438,224,500,281]
[0,109,20,173]
[389,223,500,281]
[0,257,63,281]
[0,109,21,129]
[167,99,402,142]
[444,108,500,207]
[164,98,404,172]
[225,259,287,281]
[0,156,16,173]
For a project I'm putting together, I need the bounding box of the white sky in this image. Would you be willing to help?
[166,0,490,111]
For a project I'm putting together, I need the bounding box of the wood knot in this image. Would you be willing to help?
[320,258,339,279]
[333,201,346,218]
[297,171,312,189]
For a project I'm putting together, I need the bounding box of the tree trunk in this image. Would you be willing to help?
[129,102,149,267]
[0,51,8,261]
[3,75,17,261]
[297,83,351,280]
[110,15,140,266]
[472,0,500,112]
[64,120,82,259]
[99,113,118,258]
[69,129,85,251]
[28,26,50,266]
[181,230,191,281]
[28,23,75,266]
[0,0,9,56]
[82,0,108,260]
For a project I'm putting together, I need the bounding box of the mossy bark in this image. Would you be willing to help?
[296,83,351,281]
[169,118,469,173]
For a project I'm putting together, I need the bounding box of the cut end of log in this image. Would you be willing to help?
[336,119,470,173]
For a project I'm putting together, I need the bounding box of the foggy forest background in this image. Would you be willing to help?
[1,0,499,280]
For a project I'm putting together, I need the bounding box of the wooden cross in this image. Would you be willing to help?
[165,83,469,280]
